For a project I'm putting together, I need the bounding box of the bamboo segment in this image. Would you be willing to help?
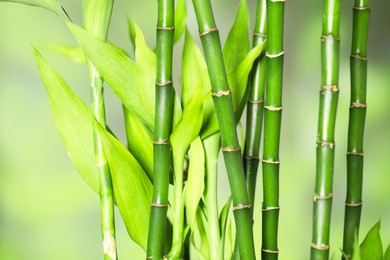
[311,0,340,259]
[342,0,370,258]
[262,0,284,259]
[147,0,175,259]
[244,0,266,217]
[192,0,255,259]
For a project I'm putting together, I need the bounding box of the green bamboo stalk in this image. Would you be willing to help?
[342,0,370,258]
[244,0,267,217]
[261,0,284,259]
[192,0,255,259]
[146,0,175,259]
[83,1,116,259]
[311,0,340,259]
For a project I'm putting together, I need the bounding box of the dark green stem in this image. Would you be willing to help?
[192,0,255,259]
[342,0,370,258]
[146,0,175,259]
[261,0,284,259]
[311,0,340,259]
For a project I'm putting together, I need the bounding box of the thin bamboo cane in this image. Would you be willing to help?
[83,1,116,259]
[311,0,340,259]
[244,0,267,218]
[146,0,175,259]
[342,0,370,258]
[192,1,255,259]
[261,0,284,259]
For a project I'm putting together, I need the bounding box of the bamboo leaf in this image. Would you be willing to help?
[0,0,69,20]
[123,107,153,181]
[33,47,98,193]
[350,232,361,260]
[174,0,186,43]
[185,137,205,227]
[228,40,265,121]
[218,196,232,260]
[96,122,152,251]
[360,221,383,260]
[83,0,113,40]
[127,18,136,50]
[384,243,390,260]
[43,45,86,63]
[222,0,250,75]
[67,22,153,127]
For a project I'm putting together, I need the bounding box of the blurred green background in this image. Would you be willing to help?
[0,0,389,259]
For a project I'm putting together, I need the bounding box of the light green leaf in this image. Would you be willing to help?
[33,47,98,193]
[67,22,153,128]
[223,0,250,75]
[351,232,361,260]
[384,243,390,260]
[123,107,153,181]
[1,0,69,20]
[96,122,152,251]
[185,137,205,227]
[218,196,232,260]
[174,0,186,43]
[43,45,86,63]
[228,40,266,121]
[127,18,136,51]
[360,221,383,260]
[83,0,113,40]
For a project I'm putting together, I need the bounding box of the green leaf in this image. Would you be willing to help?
[223,0,250,75]
[123,107,153,181]
[174,0,186,43]
[0,0,69,20]
[82,0,113,40]
[360,221,383,260]
[351,231,361,260]
[228,40,266,121]
[127,18,136,51]
[67,22,153,128]
[384,243,390,260]
[185,137,205,227]
[43,45,86,63]
[218,196,232,260]
[33,47,98,193]
[96,122,152,250]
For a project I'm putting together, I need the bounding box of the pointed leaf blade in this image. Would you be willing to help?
[360,221,383,260]
[0,0,69,20]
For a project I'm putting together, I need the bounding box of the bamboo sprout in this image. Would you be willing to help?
[244,0,267,217]
[342,0,370,258]
[83,0,116,259]
[192,0,255,258]
[146,0,175,259]
[261,0,284,259]
[311,0,340,259]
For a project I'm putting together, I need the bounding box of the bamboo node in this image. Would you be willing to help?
[151,203,169,208]
[233,204,251,211]
[264,105,283,111]
[321,85,339,92]
[350,102,367,108]
[156,81,173,87]
[262,206,280,212]
[311,243,330,251]
[244,155,260,160]
[353,6,371,11]
[266,51,285,58]
[313,193,333,202]
[199,27,218,36]
[347,151,364,157]
[321,35,340,41]
[253,32,267,38]
[222,146,241,152]
[262,159,280,165]
[212,90,231,97]
[316,140,335,149]
[248,98,264,104]
[261,248,279,254]
[350,54,368,61]
[153,138,170,145]
[345,201,363,207]
[156,26,175,31]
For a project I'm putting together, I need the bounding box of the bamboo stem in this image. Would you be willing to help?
[342,0,370,258]
[261,0,284,259]
[311,0,340,259]
[192,0,255,259]
[146,0,175,259]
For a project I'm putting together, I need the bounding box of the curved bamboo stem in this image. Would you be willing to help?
[146,0,175,259]
[342,0,370,258]
[192,0,255,259]
[311,0,340,259]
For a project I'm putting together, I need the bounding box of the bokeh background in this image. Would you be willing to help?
[0,0,389,259]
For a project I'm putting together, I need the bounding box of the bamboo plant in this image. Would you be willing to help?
[311,0,340,259]
[342,0,371,258]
